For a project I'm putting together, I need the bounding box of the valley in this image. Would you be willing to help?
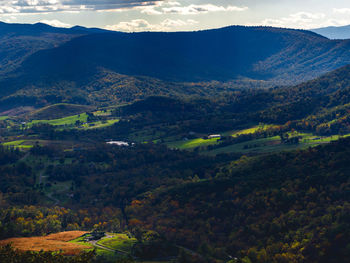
[1,21,350,263]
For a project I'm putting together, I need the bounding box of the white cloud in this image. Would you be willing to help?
[0,0,163,14]
[39,19,71,27]
[333,8,350,14]
[162,4,248,15]
[160,18,197,27]
[261,12,328,29]
[106,19,157,32]
[137,5,162,15]
[0,6,20,14]
[105,18,198,32]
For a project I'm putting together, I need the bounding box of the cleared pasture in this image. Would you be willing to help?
[28,113,88,127]
[97,233,137,253]
[0,231,90,255]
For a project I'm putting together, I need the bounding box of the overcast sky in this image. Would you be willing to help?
[1,0,350,31]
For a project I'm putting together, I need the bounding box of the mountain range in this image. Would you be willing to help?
[2,22,350,110]
[312,24,350,39]
[3,21,350,263]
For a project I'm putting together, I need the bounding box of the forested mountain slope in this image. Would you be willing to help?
[1,25,350,112]
[0,22,107,76]
[312,24,350,39]
[127,137,350,262]
[12,26,350,83]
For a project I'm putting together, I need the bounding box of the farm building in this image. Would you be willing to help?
[208,134,221,139]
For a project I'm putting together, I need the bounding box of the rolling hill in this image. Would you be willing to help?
[2,23,350,263]
[312,24,350,39]
[0,22,109,76]
[14,26,350,83]
[3,24,350,112]
[0,25,350,112]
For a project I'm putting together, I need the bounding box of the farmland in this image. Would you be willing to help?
[97,233,137,253]
[0,231,91,255]
[71,233,138,261]
[166,137,220,149]
[165,127,350,155]
[28,113,89,127]
[3,140,33,149]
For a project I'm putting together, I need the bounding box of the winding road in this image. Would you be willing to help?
[87,234,131,257]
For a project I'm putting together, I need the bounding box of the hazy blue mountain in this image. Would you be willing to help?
[0,21,109,76]
[0,21,109,36]
[311,24,350,39]
[3,24,350,110]
[12,26,350,83]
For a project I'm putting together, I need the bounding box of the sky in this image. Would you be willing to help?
[1,0,350,32]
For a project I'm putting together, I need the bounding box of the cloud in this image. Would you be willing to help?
[261,12,327,29]
[39,19,71,27]
[333,8,350,15]
[162,4,248,15]
[161,18,197,27]
[105,18,198,32]
[0,0,247,16]
[130,2,247,16]
[0,0,163,13]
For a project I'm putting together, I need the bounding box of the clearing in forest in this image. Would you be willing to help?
[0,231,91,255]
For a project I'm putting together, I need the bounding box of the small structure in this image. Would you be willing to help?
[208,134,221,139]
[83,231,105,241]
[106,141,129,146]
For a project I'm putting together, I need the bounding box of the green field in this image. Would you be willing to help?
[25,112,120,130]
[165,125,350,156]
[93,109,113,116]
[166,137,220,149]
[97,233,137,253]
[28,103,93,120]
[166,125,279,150]
[230,124,278,137]
[28,113,89,127]
[80,119,119,129]
[205,133,350,155]
[3,140,33,149]
[70,236,117,260]
[71,233,137,261]
[0,116,8,121]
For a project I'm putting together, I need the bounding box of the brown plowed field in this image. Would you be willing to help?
[0,231,92,255]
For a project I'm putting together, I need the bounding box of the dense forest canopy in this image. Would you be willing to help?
[1,22,350,263]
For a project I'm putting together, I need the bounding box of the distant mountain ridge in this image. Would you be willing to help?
[0,21,109,36]
[311,24,350,39]
[0,21,110,76]
[15,26,337,83]
[2,23,350,110]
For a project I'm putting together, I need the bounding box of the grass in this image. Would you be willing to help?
[70,236,116,259]
[165,123,350,155]
[0,116,8,121]
[71,233,134,261]
[93,109,113,116]
[205,136,281,155]
[69,235,93,247]
[28,104,93,120]
[166,137,220,149]
[0,231,90,255]
[3,140,33,149]
[28,113,88,127]
[94,248,117,260]
[229,124,279,137]
[97,233,137,253]
[166,124,279,150]
[26,112,119,130]
[80,119,119,129]
[205,133,350,156]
